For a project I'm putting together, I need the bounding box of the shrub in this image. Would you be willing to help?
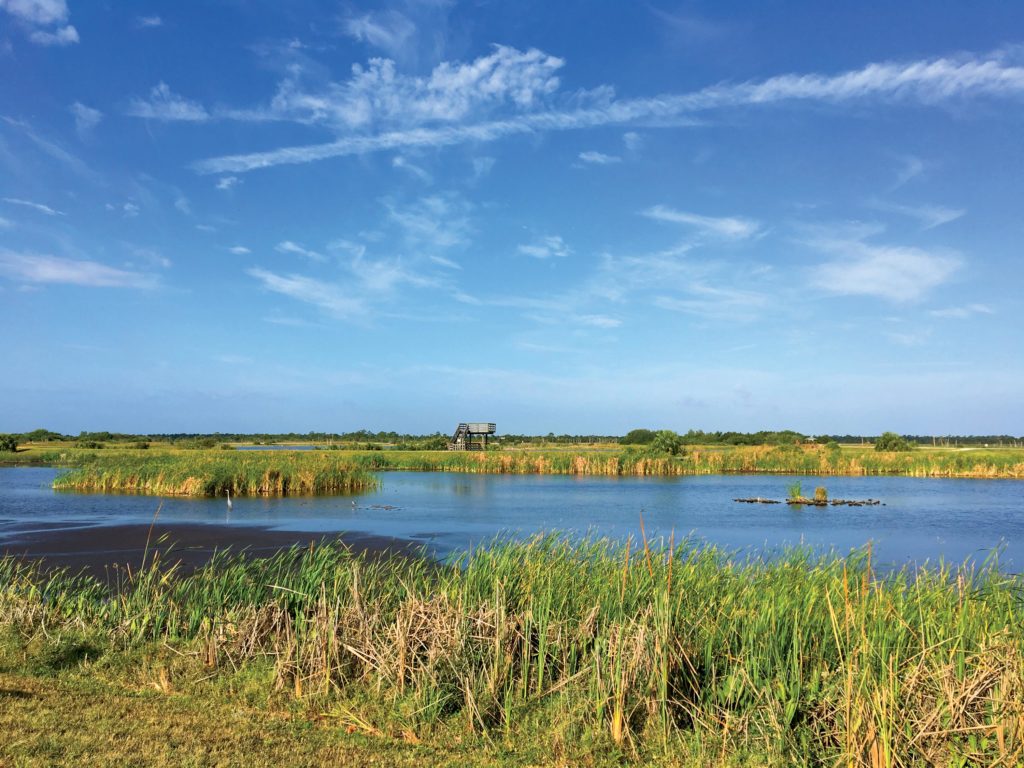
[0,434,17,452]
[651,430,684,456]
[875,431,915,452]
[621,428,656,445]
[814,486,828,502]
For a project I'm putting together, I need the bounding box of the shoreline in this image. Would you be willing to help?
[0,522,425,578]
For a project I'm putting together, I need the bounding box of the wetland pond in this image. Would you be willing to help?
[1,467,1022,571]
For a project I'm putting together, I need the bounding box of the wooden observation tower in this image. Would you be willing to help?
[448,422,496,451]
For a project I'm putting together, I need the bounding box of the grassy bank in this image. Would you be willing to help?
[4,443,1022,497]
[348,444,1024,478]
[1,538,1021,766]
[51,451,379,496]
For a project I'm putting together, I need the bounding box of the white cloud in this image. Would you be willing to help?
[518,234,572,259]
[892,155,925,188]
[28,24,76,45]
[193,50,1024,175]
[228,246,251,255]
[387,195,470,250]
[327,239,367,259]
[215,176,241,191]
[275,240,325,262]
[0,216,12,228]
[868,199,965,230]
[0,0,67,25]
[343,10,416,58]
[248,268,366,318]
[472,156,495,179]
[70,102,102,137]
[808,235,960,302]
[122,202,140,217]
[126,82,209,121]
[578,150,621,165]
[576,314,621,328]
[130,247,171,269]
[392,155,432,182]
[643,205,761,239]
[174,196,191,215]
[886,329,931,347]
[654,284,769,320]
[929,303,993,319]
[263,45,563,131]
[623,131,642,151]
[2,197,64,216]
[0,0,78,45]
[137,15,162,28]
[0,250,155,288]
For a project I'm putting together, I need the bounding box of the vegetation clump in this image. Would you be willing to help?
[0,538,1021,765]
[620,428,656,445]
[53,452,378,496]
[875,431,916,452]
[650,429,684,456]
[0,434,17,453]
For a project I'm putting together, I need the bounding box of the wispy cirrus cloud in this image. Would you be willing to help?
[248,268,366,318]
[577,150,621,165]
[392,155,432,182]
[386,194,470,251]
[193,50,1024,174]
[806,230,960,302]
[70,102,102,138]
[275,240,325,262]
[929,303,993,319]
[0,0,79,45]
[2,197,64,216]
[126,82,210,121]
[0,250,156,288]
[517,234,571,259]
[868,199,965,229]
[643,205,761,239]
[343,10,416,59]
[136,15,162,28]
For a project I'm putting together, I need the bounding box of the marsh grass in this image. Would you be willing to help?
[2,537,1021,765]
[52,451,378,496]
[23,442,1024,497]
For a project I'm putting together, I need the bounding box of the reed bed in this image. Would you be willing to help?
[2,537,1021,765]
[349,445,1024,479]
[52,451,379,496]
[38,445,1024,497]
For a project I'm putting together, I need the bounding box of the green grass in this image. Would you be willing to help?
[1,537,1021,766]
[51,451,379,496]
[4,442,1022,498]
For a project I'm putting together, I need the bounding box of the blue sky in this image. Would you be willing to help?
[1,1,1022,435]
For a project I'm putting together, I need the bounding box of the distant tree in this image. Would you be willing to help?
[22,428,64,442]
[621,428,656,445]
[875,431,915,452]
[651,430,684,456]
[0,435,17,452]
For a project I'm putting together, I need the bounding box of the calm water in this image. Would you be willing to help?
[1,467,1021,568]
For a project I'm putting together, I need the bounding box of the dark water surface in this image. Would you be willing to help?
[1,467,1021,569]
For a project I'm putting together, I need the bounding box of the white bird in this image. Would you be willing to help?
[226,488,233,511]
